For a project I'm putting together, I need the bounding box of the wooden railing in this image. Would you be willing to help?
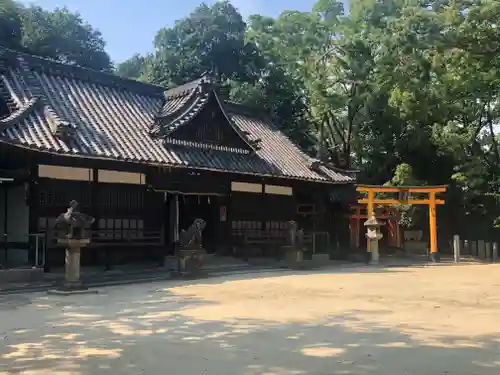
[89,230,162,248]
[45,229,163,249]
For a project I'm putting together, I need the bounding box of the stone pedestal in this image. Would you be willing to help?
[282,246,304,265]
[178,248,206,274]
[48,238,96,295]
[368,238,380,264]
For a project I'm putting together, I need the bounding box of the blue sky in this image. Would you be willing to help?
[20,0,320,63]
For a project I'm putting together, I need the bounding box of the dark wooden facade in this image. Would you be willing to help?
[0,142,351,266]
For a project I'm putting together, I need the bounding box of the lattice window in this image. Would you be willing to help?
[97,185,144,214]
[98,218,144,239]
[39,182,91,208]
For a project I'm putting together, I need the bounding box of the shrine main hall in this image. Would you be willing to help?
[0,47,356,267]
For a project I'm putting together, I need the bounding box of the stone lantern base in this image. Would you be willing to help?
[281,246,304,265]
[47,240,98,296]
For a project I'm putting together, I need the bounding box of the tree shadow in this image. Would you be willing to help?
[0,270,499,375]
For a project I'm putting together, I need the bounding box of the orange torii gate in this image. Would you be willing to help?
[356,185,447,262]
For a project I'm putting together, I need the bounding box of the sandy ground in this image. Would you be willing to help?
[0,265,500,375]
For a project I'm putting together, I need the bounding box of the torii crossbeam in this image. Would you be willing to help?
[356,185,447,262]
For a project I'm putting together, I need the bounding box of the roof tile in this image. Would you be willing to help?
[0,48,355,184]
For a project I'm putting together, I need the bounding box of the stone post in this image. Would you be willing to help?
[453,234,460,263]
[478,240,485,260]
[485,242,491,262]
[492,243,498,263]
[471,240,478,257]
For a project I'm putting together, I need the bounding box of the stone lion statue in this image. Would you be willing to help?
[179,218,206,249]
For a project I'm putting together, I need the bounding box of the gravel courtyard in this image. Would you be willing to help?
[1,264,500,375]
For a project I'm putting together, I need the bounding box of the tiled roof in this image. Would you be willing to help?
[0,47,355,184]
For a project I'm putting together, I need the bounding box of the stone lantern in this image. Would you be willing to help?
[365,214,383,265]
[49,200,95,294]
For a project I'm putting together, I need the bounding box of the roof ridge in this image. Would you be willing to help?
[0,45,166,97]
[164,78,203,98]
[164,74,215,99]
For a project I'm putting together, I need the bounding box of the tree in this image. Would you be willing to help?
[384,163,425,229]
[0,0,22,49]
[245,4,353,158]
[0,1,112,71]
[148,1,263,86]
[116,53,150,80]
[20,6,112,71]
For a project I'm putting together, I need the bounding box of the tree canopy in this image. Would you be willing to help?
[0,0,112,71]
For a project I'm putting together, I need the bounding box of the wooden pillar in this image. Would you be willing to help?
[217,195,230,255]
[387,219,394,247]
[429,191,439,262]
[367,191,374,216]
[28,165,39,266]
[90,169,100,267]
[171,193,179,243]
[349,216,359,249]
[355,208,361,249]
[3,185,8,263]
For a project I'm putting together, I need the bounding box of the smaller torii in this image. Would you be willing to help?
[356,185,447,262]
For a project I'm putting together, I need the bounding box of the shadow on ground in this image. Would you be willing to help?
[0,266,498,375]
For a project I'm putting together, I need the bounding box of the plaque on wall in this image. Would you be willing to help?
[220,206,227,222]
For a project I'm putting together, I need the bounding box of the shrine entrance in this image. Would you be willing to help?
[356,185,447,261]
[178,194,221,254]
[162,192,223,256]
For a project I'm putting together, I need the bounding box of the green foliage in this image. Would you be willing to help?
[148,1,263,86]
[0,0,22,49]
[115,53,150,80]
[0,1,111,71]
[383,164,424,229]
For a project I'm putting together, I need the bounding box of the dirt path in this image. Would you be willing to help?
[1,265,499,374]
